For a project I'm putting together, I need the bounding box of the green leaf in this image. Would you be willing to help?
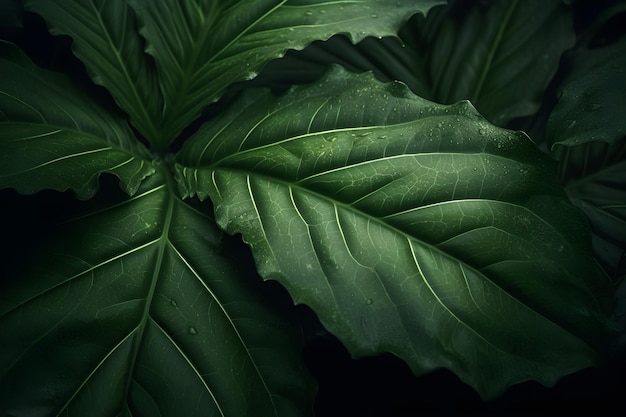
[0,168,314,416]
[0,42,154,198]
[258,0,575,127]
[410,0,575,125]
[23,0,163,144]
[175,66,613,398]
[548,35,626,281]
[126,0,443,147]
[548,36,626,149]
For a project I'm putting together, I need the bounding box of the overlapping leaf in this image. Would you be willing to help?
[0,170,314,416]
[175,66,613,398]
[548,35,626,281]
[23,0,162,143]
[251,0,575,127]
[128,0,443,145]
[22,0,442,149]
[0,41,153,198]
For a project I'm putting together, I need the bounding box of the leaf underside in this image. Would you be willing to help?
[0,170,314,417]
[176,66,613,399]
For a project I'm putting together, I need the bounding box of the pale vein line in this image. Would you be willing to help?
[0,238,159,318]
[5,147,113,177]
[409,241,509,355]
[166,241,276,416]
[150,318,225,417]
[55,329,139,416]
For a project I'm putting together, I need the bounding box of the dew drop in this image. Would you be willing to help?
[377,135,388,140]
[188,326,198,335]
[169,298,178,307]
[371,13,378,18]
[305,10,313,16]
[478,128,486,135]
[366,299,374,305]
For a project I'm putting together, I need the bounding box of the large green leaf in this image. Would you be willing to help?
[548,34,626,281]
[23,0,443,150]
[128,0,443,147]
[0,169,315,416]
[0,41,153,198]
[251,0,575,127]
[175,66,613,399]
[23,0,162,143]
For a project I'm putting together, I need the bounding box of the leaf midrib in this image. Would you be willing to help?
[121,165,176,405]
[208,167,590,356]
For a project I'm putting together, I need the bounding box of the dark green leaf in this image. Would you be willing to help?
[175,66,613,399]
[0,169,314,416]
[256,0,575,127]
[23,0,163,144]
[0,42,153,198]
[548,35,626,281]
[126,0,443,145]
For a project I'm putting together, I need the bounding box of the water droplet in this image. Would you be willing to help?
[358,131,372,137]
[371,13,378,18]
[437,122,444,128]
[169,298,178,307]
[305,10,313,16]
[377,135,388,140]
[366,299,374,305]
[188,326,198,335]
[478,128,486,135]
[324,135,338,142]
[472,167,478,171]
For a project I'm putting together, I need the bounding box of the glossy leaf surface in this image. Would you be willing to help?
[23,0,442,148]
[0,169,314,417]
[176,67,612,398]
[252,0,575,127]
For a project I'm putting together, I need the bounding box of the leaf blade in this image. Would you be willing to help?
[128,0,443,145]
[0,169,315,416]
[176,67,613,398]
[22,0,162,143]
[0,42,154,198]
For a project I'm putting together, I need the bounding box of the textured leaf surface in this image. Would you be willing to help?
[125,0,442,145]
[0,169,314,417]
[254,0,575,127]
[23,0,442,149]
[0,42,153,198]
[548,36,626,281]
[176,67,613,398]
[23,0,162,143]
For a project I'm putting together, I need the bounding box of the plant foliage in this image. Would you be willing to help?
[1,0,624,416]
